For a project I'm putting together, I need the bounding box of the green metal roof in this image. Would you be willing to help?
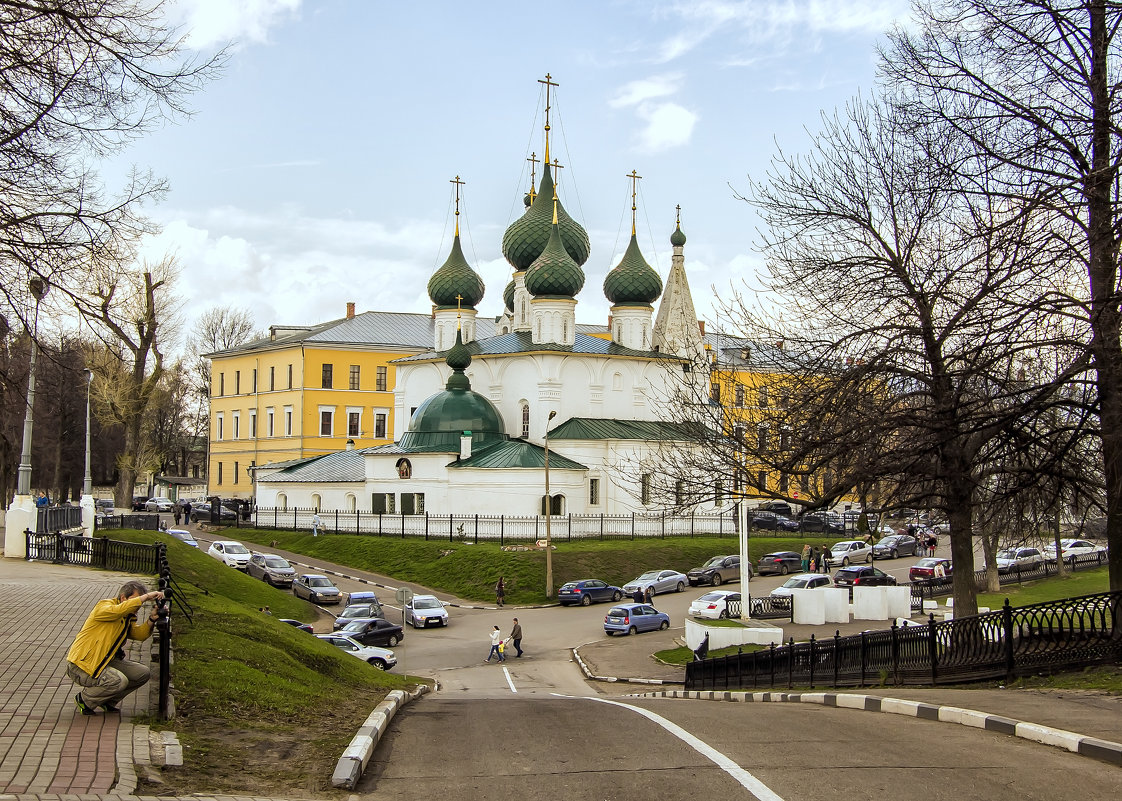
[525,220,585,298]
[501,162,590,271]
[450,439,587,469]
[670,221,687,247]
[427,234,485,309]
[548,417,706,442]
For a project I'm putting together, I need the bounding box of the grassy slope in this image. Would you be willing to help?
[111,531,420,794]
[257,531,811,604]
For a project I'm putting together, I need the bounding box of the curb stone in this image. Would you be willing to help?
[331,685,431,789]
[570,644,684,686]
[633,689,1122,767]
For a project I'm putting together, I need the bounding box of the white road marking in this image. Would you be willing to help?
[503,665,518,693]
[555,693,784,801]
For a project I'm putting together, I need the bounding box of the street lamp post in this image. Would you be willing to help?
[83,369,93,496]
[16,278,49,497]
[544,409,557,598]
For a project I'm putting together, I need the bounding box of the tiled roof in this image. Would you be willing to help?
[450,439,587,470]
[394,331,676,363]
[258,450,365,483]
[253,456,321,471]
[548,417,706,442]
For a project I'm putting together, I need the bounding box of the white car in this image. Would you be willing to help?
[166,529,198,548]
[770,573,835,602]
[206,539,251,569]
[995,547,1044,573]
[1043,539,1107,563]
[315,634,397,670]
[405,594,449,628]
[828,540,873,566]
[144,497,175,512]
[688,590,741,620]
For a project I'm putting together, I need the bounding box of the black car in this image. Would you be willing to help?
[756,551,803,576]
[756,501,794,516]
[872,534,920,560]
[131,497,148,511]
[279,618,314,634]
[686,555,748,586]
[557,579,624,606]
[751,513,800,531]
[798,511,845,534]
[832,565,897,593]
[189,502,237,523]
[336,617,404,647]
[333,601,386,629]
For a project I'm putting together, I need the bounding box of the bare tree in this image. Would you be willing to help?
[186,306,259,397]
[85,257,179,504]
[882,0,1122,590]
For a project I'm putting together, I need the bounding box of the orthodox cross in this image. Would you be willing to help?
[539,72,558,163]
[526,152,539,203]
[450,175,465,235]
[627,169,642,235]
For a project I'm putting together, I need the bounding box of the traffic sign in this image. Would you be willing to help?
[395,587,413,604]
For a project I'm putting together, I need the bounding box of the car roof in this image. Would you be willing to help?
[763,551,799,557]
[300,573,329,579]
[411,593,439,600]
[212,540,243,546]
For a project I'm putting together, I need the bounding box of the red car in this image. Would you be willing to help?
[909,557,952,581]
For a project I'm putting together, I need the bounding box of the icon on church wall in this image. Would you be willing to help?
[396,458,412,479]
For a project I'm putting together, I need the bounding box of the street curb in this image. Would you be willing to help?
[634,689,1122,767]
[570,643,685,686]
[331,684,431,789]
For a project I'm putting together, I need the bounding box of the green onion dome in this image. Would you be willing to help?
[670,221,687,247]
[604,234,662,306]
[398,329,507,451]
[501,162,590,271]
[524,219,585,298]
[428,234,485,309]
[503,280,515,312]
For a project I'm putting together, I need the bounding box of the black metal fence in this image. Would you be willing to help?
[909,550,1109,603]
[246,506,878,542]
[36,505,83,533]
[686,589,1122,690]
[24,530,164,574]
[95,513,161,531]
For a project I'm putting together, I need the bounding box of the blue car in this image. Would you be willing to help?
[604,603,670,636]
[558,579,624,606]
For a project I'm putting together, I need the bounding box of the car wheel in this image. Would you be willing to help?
[190,514,198,523]
[388,634,401,647]
[779,565,789,575]
[676,581,685,592]
[710,574,722,586]
[628,626,637,636]
[612,590,622,601]
[368,658,387,670]
[719,609,729,619]
[659,620,670,630]
[891,549,898,559]
[866,553,872,563]
[842,557,850,566]
[581,594,592,606]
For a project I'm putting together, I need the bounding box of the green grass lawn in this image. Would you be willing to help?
[977,566,1109,608]
[246,530,812,604]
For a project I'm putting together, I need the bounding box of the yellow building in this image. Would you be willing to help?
[205,305,500,499]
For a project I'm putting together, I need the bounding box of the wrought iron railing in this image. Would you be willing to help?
[685,590,1122,690]
[24,530,163,574]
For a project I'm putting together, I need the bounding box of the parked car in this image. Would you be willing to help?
[756,500,793,516]
[799,511,845,534]
[687,555,747,587]
[688,590,741,620]
[558,579,624,606]
[769,573,835,608]
[621,569,688,597]
[756,551,803,576]
[189,501,237,523]
[1043,538,1107,562]
[246,553,296,587]
[144,497,175,513]
[828,540,873,566]
[909,557,953,581]
[165,529,198,547]
[337,617,404,647]
[131,497,148,511]
[206,540,251,569]
[333,601,385,630]
[316,633,397,670]
[995,547,1044,573]
[279,618,314,634]
[404,594,449,627]
[832,565,897,591]
[751,513,800,531]
[872,534,920,560]
[603,603,670,636]
[94,498,114,512]
[292,574,343,605]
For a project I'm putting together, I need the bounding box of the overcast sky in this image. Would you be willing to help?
[117,0,911,351]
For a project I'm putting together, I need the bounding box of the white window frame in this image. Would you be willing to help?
[216,412,224,441]
[346,406,363,438]
[266,407,275,438]
[284,405,293,437]
[232,411,240,440]
[318,405,335,437]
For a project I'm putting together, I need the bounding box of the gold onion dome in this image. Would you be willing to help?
[603,234,662,305]
[501,163,590,271]
[524,212,585,298]
[427,234,485,309]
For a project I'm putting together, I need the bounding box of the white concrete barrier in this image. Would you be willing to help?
[823,588,851,623]
[791,589,826,624]
[853,586,889,620]
[886,585,912,618]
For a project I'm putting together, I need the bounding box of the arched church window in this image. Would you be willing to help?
[345,493,356,511]
[311,493,321,512]
[521,403,530,438]
[277,493,287,511]
[613,372,623,391]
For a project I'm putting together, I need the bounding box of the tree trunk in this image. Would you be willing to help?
[979,528,1000,593]
[948,507,979,616]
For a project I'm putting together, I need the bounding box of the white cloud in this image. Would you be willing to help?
[635,102,698,153]
[166,0,302,50]
[610,74,684,107]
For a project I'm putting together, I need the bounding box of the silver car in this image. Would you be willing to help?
[246,553,296,587]
[622,569,688,597]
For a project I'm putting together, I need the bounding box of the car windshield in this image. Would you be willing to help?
[702,557,724,568]
[414,598,441,609]
[636,571,660,581]
[341,606,373,618]
[308,577,334,588]
[340,621,369,633]
[915,559,940,567]
[997,550,1018,559]
[264,557,290,568]
[781,578,808,589]
[224,544,249,554]
[698,592,726,602]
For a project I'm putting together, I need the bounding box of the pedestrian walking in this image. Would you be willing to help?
[801,543,811,573]
[643,585,654,605]
[810,545,820,572]
[821,544,832,572]
[486,625,505,662]
[632,587,644,603]
[311,512,325,537]
[494,576,505,607]
[509,618,523,657]
[172,503,182,526]
[927,533,937,557]
[66,580,163,715]
[182,501,192,523]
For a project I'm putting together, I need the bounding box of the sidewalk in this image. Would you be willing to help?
[0,557,154,795]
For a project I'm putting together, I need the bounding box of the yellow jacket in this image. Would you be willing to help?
[65,595,155,677]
